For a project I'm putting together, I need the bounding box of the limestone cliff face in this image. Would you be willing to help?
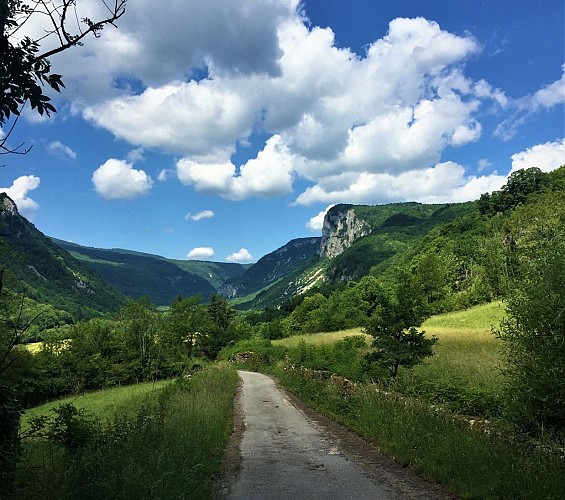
[318,205,370,258]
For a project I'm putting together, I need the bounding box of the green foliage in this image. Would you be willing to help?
[1,0,125,156]
[16,365,238,499]
[198,294,238,358]
[495,193,565,436]
[0,383,20,495]
[364,276,437,378]
[290,335,368,381]
[0,0,62,123]
[479,167,549,216]
[26,402,101,453]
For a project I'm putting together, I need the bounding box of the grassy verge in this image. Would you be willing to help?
[272,367,565,499]
[15,364,238,499]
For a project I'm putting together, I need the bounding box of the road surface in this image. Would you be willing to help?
[220,371,452,500]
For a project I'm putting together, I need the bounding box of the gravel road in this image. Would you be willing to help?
[219,371,453,500]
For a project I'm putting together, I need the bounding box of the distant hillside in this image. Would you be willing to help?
[219,237,321,299]
[233,202,477,309]
[323,201,477,282]
[52,240,248,306]
[0,194,126,320]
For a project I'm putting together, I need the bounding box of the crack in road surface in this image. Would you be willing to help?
[223,371,452,500]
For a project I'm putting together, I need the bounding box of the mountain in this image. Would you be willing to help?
[219,237,322,300]
[233,201,478,309]
[321,201,477,282]
[0,194,126,320]
[52,240,248,306]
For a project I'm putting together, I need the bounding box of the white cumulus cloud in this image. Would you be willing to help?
[27,2,558,207]
[529,65,565,110]
[186,210,215,221]
[306,204,335,232]
[92,159,153,200]
[495,67,565,141]
[295,162,507,206]
[0,176,41,218]
[510,139,565,173]
[47,141,77,160]
[186,247,215,260]
[81,13,496,203]
[225,248,254,263]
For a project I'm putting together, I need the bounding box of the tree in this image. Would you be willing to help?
[1,0,126,154]
[479,168,548,216]
[364,276,437,378]
[165,295,205,358]
[495,192,565,435]
[116,298,158,381]
[199,295,236,358]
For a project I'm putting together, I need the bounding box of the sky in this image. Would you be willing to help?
[1,0,564,263]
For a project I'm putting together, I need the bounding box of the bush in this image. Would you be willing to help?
[218,339,287,364]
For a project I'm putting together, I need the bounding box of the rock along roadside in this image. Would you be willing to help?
[222,371,453,500]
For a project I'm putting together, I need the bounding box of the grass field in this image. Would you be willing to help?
[273,328,369,348]
[21,379,171,431]
[16,365,238,499]
[274,301,507,392]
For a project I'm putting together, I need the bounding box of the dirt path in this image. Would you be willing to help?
[217,371,453,500]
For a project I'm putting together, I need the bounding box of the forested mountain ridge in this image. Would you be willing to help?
[233,201,477,309]
[52,239,246,306]
[219,237,322,299]
[0,194,127,323]
[236,166,565,310]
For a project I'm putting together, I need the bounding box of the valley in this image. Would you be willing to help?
[1,166,564,499]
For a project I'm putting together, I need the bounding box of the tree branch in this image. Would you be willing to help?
[32,0,126,62]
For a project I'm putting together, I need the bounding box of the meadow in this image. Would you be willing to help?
[275,301,506,400]
[14,364,238,500]
[20,379,171,431]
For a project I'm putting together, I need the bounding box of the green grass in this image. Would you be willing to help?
[273,328,369,348]
[408,327,504,392]
[21,379,171,431]
[423,300,506,330]
[15,365,238,499]
[274,302,507,394]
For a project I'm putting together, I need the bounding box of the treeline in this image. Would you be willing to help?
[2,294,251,408]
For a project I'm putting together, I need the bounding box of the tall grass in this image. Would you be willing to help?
[272,302,507,415]
[15,364,238,499]
[273,328,369,348]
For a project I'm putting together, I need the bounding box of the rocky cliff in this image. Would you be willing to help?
[318,205,371,258]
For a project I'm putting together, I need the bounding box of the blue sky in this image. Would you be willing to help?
[1,0,563,263]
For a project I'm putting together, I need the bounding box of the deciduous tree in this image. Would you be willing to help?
[1,0,126,154]
[364,276,437,378]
